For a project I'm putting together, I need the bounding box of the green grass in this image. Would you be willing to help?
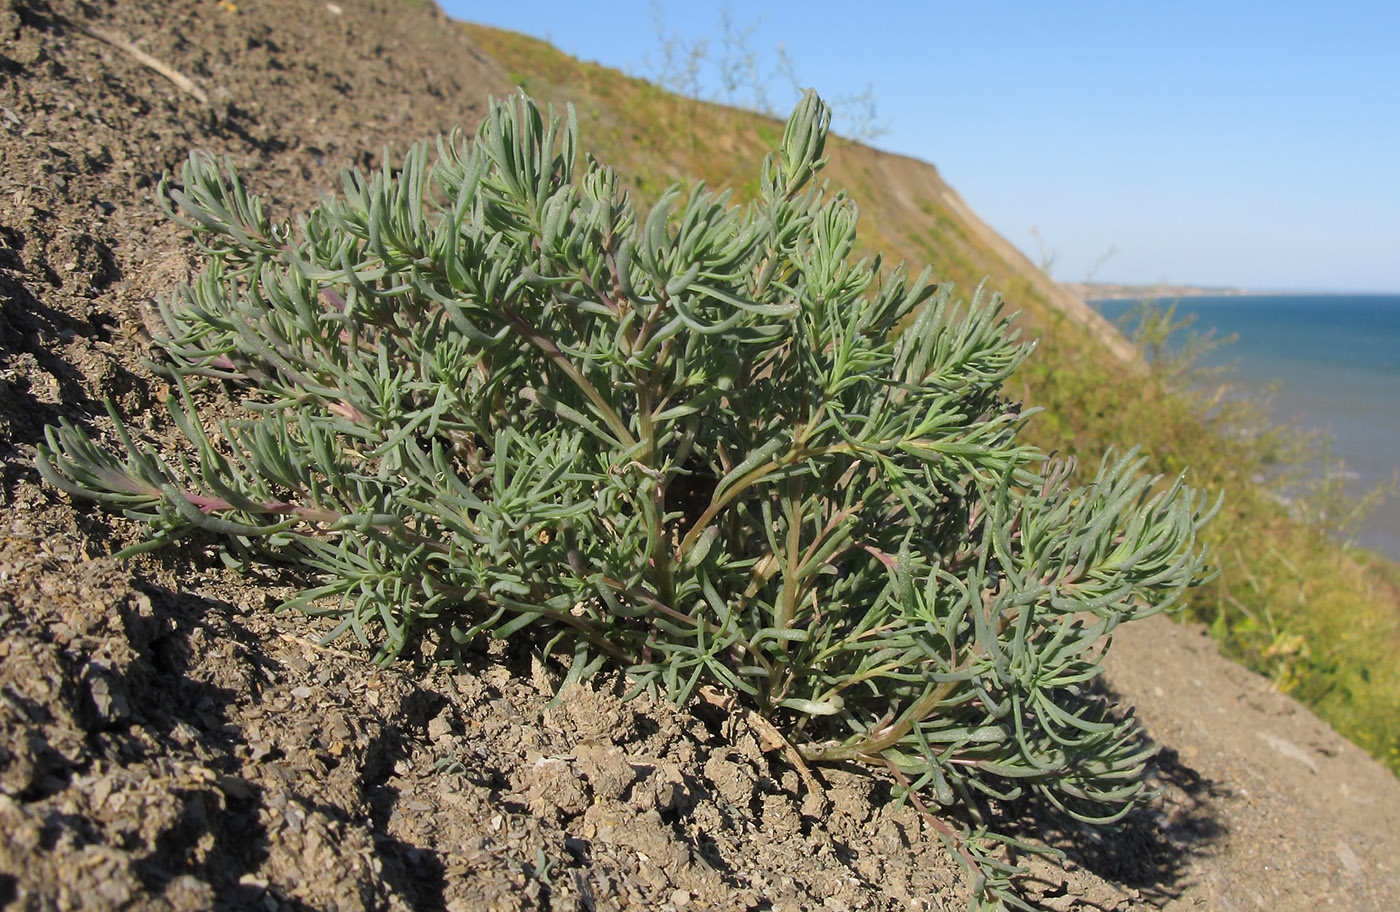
[463,22,1400,774]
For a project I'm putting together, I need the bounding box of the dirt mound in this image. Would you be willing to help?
[3,2,1400,910]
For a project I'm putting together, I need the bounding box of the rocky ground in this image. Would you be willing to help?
[3,2,1400,910]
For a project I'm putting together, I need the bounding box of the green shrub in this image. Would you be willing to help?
[38,92,1217,909]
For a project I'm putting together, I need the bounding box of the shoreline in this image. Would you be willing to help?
[1094,293,1400,562]
[1066,283,1398,302]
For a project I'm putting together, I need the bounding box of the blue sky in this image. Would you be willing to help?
[441,1,1399,292]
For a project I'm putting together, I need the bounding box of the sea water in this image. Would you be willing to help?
[1094,294,1400,561]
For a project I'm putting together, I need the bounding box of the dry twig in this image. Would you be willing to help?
[81,24,209,104]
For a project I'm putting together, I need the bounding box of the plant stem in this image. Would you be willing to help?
[501,305,636,448]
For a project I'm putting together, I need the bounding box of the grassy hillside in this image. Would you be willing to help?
[464,23,1400,772]
[462,26,1132,359]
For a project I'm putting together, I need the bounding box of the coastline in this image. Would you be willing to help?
[1063,282,1392,302]
[1093,292,1400,561]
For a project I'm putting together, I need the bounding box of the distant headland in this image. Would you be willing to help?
[1064,282,1303,301]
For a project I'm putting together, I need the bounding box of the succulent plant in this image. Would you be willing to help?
[38,91,1216,909]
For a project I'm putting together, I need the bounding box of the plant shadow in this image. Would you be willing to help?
[984,687,1229,909]
[116,584,319,910]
